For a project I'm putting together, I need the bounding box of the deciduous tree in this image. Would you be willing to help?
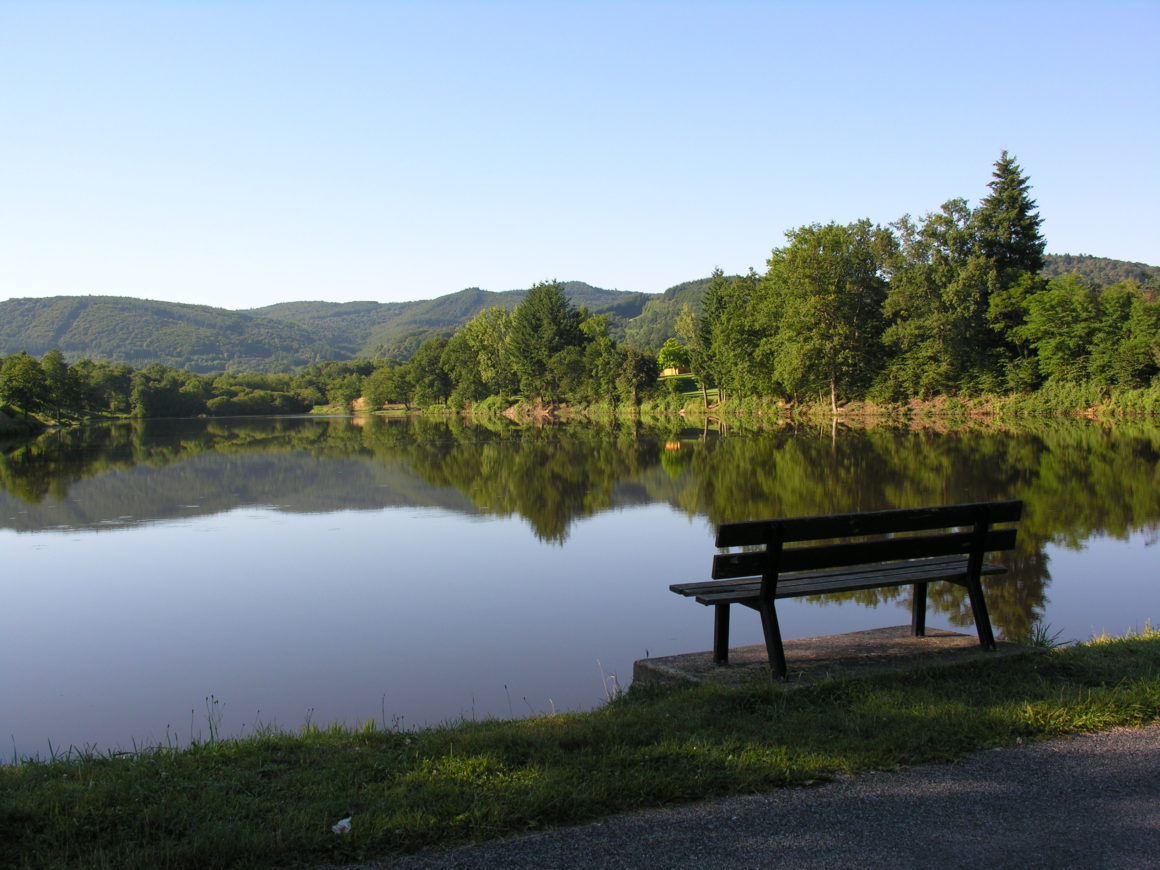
[0,352,48,418]
[656,338,690,372]
[882,200,1000,396]
[764,220,894,411]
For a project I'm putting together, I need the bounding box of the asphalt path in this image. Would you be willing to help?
[345,723,1160,870]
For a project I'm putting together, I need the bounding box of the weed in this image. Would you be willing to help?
[597,659,621,702]
[1012,620,1067,649]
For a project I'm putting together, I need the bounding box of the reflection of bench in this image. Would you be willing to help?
[670,501,1023,679]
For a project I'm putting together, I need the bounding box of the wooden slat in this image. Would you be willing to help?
[688,560,1008,606]
[672,555,971,596]
[675,558,1007,601]
[715,500,1023,548]
[711,528,1017,579]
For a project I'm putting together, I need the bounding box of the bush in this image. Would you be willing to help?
[205,390,310,416]
[472,394,516,416]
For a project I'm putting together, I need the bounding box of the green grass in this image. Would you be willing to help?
[3,629,1159,869]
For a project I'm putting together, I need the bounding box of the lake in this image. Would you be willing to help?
[2,415,1157,761]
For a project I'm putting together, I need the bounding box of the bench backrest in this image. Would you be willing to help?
[712,500,1023,581]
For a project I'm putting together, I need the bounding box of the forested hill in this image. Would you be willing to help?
[1041,254,1160,287]
[250,281,650,360]
[0,281,651,373]
[1,257,1154,373]
[0,296,343,373]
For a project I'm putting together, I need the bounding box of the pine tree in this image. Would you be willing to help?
[975,150,1045,276]
[974,152,1048,386]
[508,281,584,402]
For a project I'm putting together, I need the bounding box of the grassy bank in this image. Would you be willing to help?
[3,630,1159,869]
[666,382,1160,422]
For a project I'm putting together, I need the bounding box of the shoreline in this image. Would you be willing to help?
[4,630,1157,869]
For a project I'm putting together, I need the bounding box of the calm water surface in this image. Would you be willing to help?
[2,416,1156,761]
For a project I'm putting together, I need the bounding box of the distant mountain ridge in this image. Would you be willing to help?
[1040,253,1160,287]
[249,281,653,360]
[0,295,342,373]
[1,255,1153,373]
[0,281,659,373]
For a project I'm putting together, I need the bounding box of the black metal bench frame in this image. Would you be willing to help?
[670,500,1023,679]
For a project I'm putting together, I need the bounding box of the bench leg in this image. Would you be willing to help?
[758,600,788,679]
[966,580,997,651]
[911,582,928,636]
[713,604,731,664]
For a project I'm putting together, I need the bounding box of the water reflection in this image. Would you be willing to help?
[2,415,1158,669]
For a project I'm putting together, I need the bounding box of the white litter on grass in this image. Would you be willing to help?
[332,816,352,834]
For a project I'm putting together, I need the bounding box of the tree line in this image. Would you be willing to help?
[677,152,1158,411]
[1,281,663,423]
[0,353,363,422]
[359,152,1158,414]
[0,286,663,422]
[359,281,660,411]
[3,152,1157,425]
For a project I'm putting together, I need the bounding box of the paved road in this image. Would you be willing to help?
[346,723,1160,870]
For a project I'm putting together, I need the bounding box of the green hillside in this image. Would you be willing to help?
[362,287,523,358]
[251,282,651,358]
[620,277,714,349]
[1042,254,1160,288]
[245,299,415,358]
[0,296,341,373]
[0,282,654,372]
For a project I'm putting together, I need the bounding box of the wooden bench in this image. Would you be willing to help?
[670,500,1023,679]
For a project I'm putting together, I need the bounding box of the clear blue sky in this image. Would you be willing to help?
[2,1,1157,309]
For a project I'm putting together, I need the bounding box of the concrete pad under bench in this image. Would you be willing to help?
[633,625,1039,690]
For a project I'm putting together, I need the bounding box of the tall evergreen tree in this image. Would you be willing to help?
[975,150,1045,276]
[696,269,767,403]
[975,152,1047,385]
[508,281,584,402]
[689,269,730,404]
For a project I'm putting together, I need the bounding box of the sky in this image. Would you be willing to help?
[1,1,1157,310]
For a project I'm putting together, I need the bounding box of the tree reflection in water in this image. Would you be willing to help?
[2,414,1158,641]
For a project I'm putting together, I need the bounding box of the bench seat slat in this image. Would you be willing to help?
[673,554,981,597]
[682,559,1007,606]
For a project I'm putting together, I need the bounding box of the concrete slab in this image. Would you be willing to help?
[633,625,1038,690]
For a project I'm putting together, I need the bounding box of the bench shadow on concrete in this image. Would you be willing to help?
[633,625,1039,691]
